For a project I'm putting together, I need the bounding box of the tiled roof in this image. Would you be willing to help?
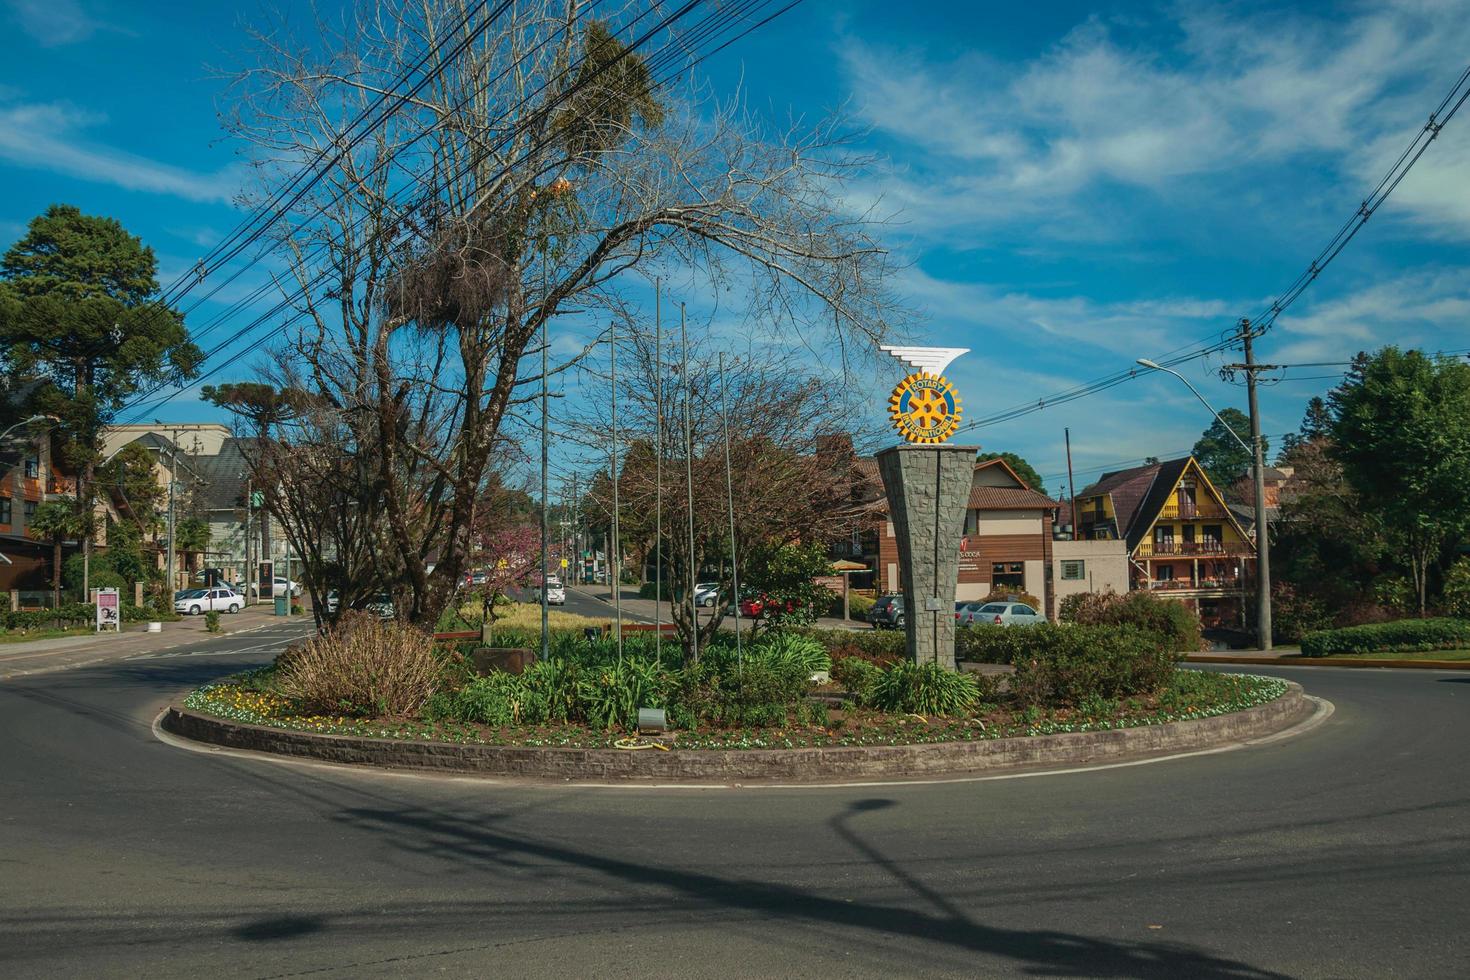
[967,486,1058,510]
[1125,457,1191,550]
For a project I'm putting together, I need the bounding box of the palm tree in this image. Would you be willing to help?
[29,500,88,611]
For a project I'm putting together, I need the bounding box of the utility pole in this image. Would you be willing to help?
[609,314,622,659]
[165,454,177,599]
[539,244,550,663]
[570,473,579,585]
[1064,427,1078,536]
[653,279,663,665]
[1222,319,1274,651]
[719,352,741,668]
[243,475,252,605]
[680,303,698,664]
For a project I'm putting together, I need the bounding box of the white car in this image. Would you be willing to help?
[250,577,301,598]
[535,576,566,606]
[693,582,721,607]
[175,587,244,616]
[959,601,1044,627]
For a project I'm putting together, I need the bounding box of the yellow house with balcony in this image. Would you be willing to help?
[1073,456,1256,628]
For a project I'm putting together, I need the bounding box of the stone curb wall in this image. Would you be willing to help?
[164,682,1308,784]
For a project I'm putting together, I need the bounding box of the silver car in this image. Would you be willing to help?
[960,602,1044,626]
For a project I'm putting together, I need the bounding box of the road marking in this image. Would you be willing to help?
[153,695,1336,793]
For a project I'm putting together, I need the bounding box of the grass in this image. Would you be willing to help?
[1291,648,1470,662]
[185,669,1288,750]
[0,625,95,644]
[454,600,610,633]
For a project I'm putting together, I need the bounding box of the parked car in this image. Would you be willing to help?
[869,595,905,629]
[693,582,721,607]
[174,587,244,616]
[959,601,1044,627]
[324,591,395,619]
[249,577,301,598]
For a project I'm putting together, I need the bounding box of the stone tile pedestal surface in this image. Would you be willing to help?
[876,444,978,670]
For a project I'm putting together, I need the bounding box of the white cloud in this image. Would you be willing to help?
[0,99,241,204]
[840,2,1470,237]
[4,0,130,47]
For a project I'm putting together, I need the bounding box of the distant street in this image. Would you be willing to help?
[3,638,1468,978]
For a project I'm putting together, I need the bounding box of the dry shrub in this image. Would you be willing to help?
[276,612,438,717]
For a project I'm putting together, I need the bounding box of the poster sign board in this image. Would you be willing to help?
[95,588,121,633]
[258,561,274,599]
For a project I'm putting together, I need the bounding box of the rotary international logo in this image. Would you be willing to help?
[880,346,969,445]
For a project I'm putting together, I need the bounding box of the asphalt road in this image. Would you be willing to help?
[2,630,1467,979]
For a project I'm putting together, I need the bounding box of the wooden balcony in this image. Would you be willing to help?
[1136,540,1253,558]
[1158,499,1229,520]
[1143,578,1247,595]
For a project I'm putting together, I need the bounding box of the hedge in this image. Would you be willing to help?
[999,624,1179,706]
[796,626,907,664]
[1300,617,1470,657]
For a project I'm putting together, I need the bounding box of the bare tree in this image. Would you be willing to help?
[223,0,903,628]
[574,333,881,655]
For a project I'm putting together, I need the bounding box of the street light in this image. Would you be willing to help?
[1135,357,1271,650]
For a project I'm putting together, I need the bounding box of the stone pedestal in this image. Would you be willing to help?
[876,444,978,670]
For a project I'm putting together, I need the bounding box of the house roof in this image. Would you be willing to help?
[189,438,251,512]
[967,485,1058,511]
[1124,457,1192,551]
[1078,459,1172,541]
[974,457,1031,489]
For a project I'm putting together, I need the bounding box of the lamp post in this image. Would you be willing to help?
[1136,358,1271,650]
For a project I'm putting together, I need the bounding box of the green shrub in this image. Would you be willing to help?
[577,658,673,731]
[826,591,875,621]
[454,671,535,726]
[1058,590,1201,653]
[954,624,1037,664]
[752,631,830,675]
[797,627,906,664]
[204,610,222,633]
[673,649,811,728]
[1299,617,1470,657]
[869,661,985,716]
[1007,624,1178,707]
[831,656,882,704]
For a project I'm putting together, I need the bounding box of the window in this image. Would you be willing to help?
[23,458,39,479]
[0,496,10,524]
[1060,559,1085,580]
[24,499,37,522]
[991,562,1024,589]
[1202,525,1223,550]
[1156,564,1174,581]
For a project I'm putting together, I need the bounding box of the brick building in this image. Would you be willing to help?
[876,457,1058,607]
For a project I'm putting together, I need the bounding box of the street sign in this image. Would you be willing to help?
[95,588,121,633]
[250,490,264,508]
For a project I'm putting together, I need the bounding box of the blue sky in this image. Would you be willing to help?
[4,0,1470,496]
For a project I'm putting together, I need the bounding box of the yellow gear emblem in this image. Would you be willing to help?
[889,372,963,444]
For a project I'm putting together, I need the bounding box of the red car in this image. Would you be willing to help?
[733,593,800,618]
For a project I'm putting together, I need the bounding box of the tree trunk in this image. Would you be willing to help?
[52,540,62,612]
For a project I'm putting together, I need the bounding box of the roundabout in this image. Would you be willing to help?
[158,679,1317,785]
[3,628,1467,978]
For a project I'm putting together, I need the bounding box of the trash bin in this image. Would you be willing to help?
[274,595,288,616]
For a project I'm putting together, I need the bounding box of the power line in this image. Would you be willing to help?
[124,0,805,422]
[953,57,1470,435]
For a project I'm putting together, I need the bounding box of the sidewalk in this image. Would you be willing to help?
[569,584,870,632]
[0,605,306,681]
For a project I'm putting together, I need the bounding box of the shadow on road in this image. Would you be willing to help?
[326,799,1294,979]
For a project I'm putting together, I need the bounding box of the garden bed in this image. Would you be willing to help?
[166,672,1306,782]
[180,669,1289,751]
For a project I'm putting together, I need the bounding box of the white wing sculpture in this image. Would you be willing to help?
[879,345,970,377]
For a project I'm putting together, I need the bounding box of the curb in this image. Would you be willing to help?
[1187,653,1470,670]
[162,681,1311,785]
